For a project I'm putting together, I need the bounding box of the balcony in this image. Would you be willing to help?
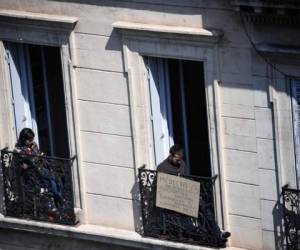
[230,0,300,24]
[1,148,77,225]
[138,166,225,248]
[282,186,300,250]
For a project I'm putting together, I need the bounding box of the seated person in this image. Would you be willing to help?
[156,144,231,245]
[15,128,63,211]
[15,128,39,166]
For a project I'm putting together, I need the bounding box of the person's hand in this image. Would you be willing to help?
[21,163,28,170]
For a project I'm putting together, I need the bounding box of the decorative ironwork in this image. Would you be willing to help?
[1,148,77,225]
[231,0,300,6]
[138,166,225,248]
[231,0,300,25]
[282,186,300,250]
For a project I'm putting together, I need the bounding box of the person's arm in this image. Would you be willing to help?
[179,161,186,176]
[157,164,162,172]
[156,159,165,173]
[31,142,40,155]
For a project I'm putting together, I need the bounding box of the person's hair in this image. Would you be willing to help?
[18,128,35,144]
[169,144,184,156]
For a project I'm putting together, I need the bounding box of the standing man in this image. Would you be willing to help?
[156,144,231,245]
[157,144,186,176]
[156,144,186,237]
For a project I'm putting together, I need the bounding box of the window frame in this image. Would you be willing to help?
[291,78,300,188]
[0,11,83,218]
[114,21,227,229]
[6,42,71,157]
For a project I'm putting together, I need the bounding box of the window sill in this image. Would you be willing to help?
[0,215,241,250]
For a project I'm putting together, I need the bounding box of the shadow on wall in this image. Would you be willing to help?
[105,29,122,52]
[49,0,210,13]
[131,178,143,235]
[272,201,284,250]
[270,93,284,250]
[270,98,288,250]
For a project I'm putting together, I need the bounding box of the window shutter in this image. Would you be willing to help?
[5,42,39,142]
[0,41,15,148]
[147,57,173,166]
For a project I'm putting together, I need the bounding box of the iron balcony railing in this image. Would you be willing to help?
[231,0,300,24]
[282,186,300,250]
[1,148,77,225]
[138,166,224,248]
[231,0,300,6]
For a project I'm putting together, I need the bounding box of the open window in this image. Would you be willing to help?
[5,42,69,158]
[146,57,211,177]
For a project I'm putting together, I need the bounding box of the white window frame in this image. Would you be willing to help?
[114,21,227,229]
[0,10,84,219]
[291,79,300,188]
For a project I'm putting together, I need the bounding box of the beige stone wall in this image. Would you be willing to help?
[220,46,262,249]
[0,0,299,249]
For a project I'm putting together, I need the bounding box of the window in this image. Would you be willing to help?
[0,10,82,213]
[5,42,69,157]
[291,79,300,186]
[146,57,211,177]
[115,22,225,227]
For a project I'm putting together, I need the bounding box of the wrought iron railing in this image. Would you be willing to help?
[1,148,77,225]
[231,0,300,5]
[231,0,300,24]
[138,166,225,248]
[261,0,300,3]
[282,186,300,250]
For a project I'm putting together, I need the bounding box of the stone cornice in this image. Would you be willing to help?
[113,21,223,44]
[0,9,77,31]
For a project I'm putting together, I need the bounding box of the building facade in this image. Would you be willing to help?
[0,0,299,249]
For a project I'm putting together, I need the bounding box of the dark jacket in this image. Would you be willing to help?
[157,158,186,176]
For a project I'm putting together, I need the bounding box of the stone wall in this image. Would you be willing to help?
[0,0,299,249]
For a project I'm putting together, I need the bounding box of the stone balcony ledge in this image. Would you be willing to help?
[0,215,245,250]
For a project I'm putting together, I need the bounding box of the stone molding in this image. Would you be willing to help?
[0,216,243,250]
[0,9,77,31]
[113,21,222,44]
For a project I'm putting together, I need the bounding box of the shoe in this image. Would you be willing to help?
[222,231,231,239]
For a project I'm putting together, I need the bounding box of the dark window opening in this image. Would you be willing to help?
[147,57,211,177]
[5,42,69,158]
